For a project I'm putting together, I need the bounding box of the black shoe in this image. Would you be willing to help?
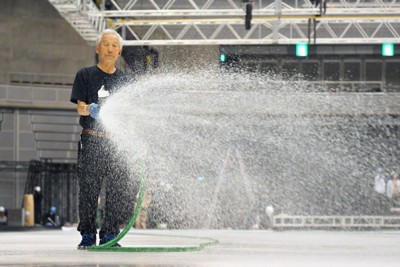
[99,234,121,247]
[77,233,96,250]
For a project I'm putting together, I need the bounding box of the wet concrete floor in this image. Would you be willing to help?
[1,228,399,267]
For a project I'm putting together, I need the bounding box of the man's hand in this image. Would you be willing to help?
[89,103,100,119]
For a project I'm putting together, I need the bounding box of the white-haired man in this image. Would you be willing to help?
[71,29,132,249]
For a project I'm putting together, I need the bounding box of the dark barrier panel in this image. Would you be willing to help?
[24,160,78,225]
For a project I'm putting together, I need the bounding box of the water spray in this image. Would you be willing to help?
[93,69,399,233]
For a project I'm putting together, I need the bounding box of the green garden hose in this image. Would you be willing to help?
[88,163,218,252]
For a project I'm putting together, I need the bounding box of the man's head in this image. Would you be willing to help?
[50,206,57,214]
[96,29,123,65]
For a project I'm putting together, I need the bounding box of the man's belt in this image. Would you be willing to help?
[82,129,108,138]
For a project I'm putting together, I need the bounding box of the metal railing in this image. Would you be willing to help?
[300,80,384,92]
[273,215,400,229]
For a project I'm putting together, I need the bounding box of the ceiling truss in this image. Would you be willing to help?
[49,0,400,46]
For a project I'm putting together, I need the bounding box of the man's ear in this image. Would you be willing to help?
[95,46,100,54]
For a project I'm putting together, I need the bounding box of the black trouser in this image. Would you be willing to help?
[77,133,134,238]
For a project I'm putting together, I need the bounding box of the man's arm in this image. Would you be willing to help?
[77,100,100,119]
[77,100,90,116]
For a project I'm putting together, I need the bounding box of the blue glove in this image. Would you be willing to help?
[88,103,100,119]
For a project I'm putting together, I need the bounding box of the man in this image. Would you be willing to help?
[44,206,61,228]
[372,167,388,214]
[71,29,130,250]
[33,186,42,225]
[387,171,400,207]
[374,167,386,195]
[134,192,152,229]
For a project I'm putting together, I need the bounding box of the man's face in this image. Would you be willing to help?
[96,34,122,64]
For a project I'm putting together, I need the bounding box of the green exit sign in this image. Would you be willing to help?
[220,53,226,62]
[382,43,394,56]
[296,43,308,57]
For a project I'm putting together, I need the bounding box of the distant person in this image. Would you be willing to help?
[387,171,400,206]
[44,206,60,227]
[372,168,389,214]
[33,186,43,225]
[71,29,133,250]
[135,192,152,229]
[374,168,386,195]
[0,206,7,226]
